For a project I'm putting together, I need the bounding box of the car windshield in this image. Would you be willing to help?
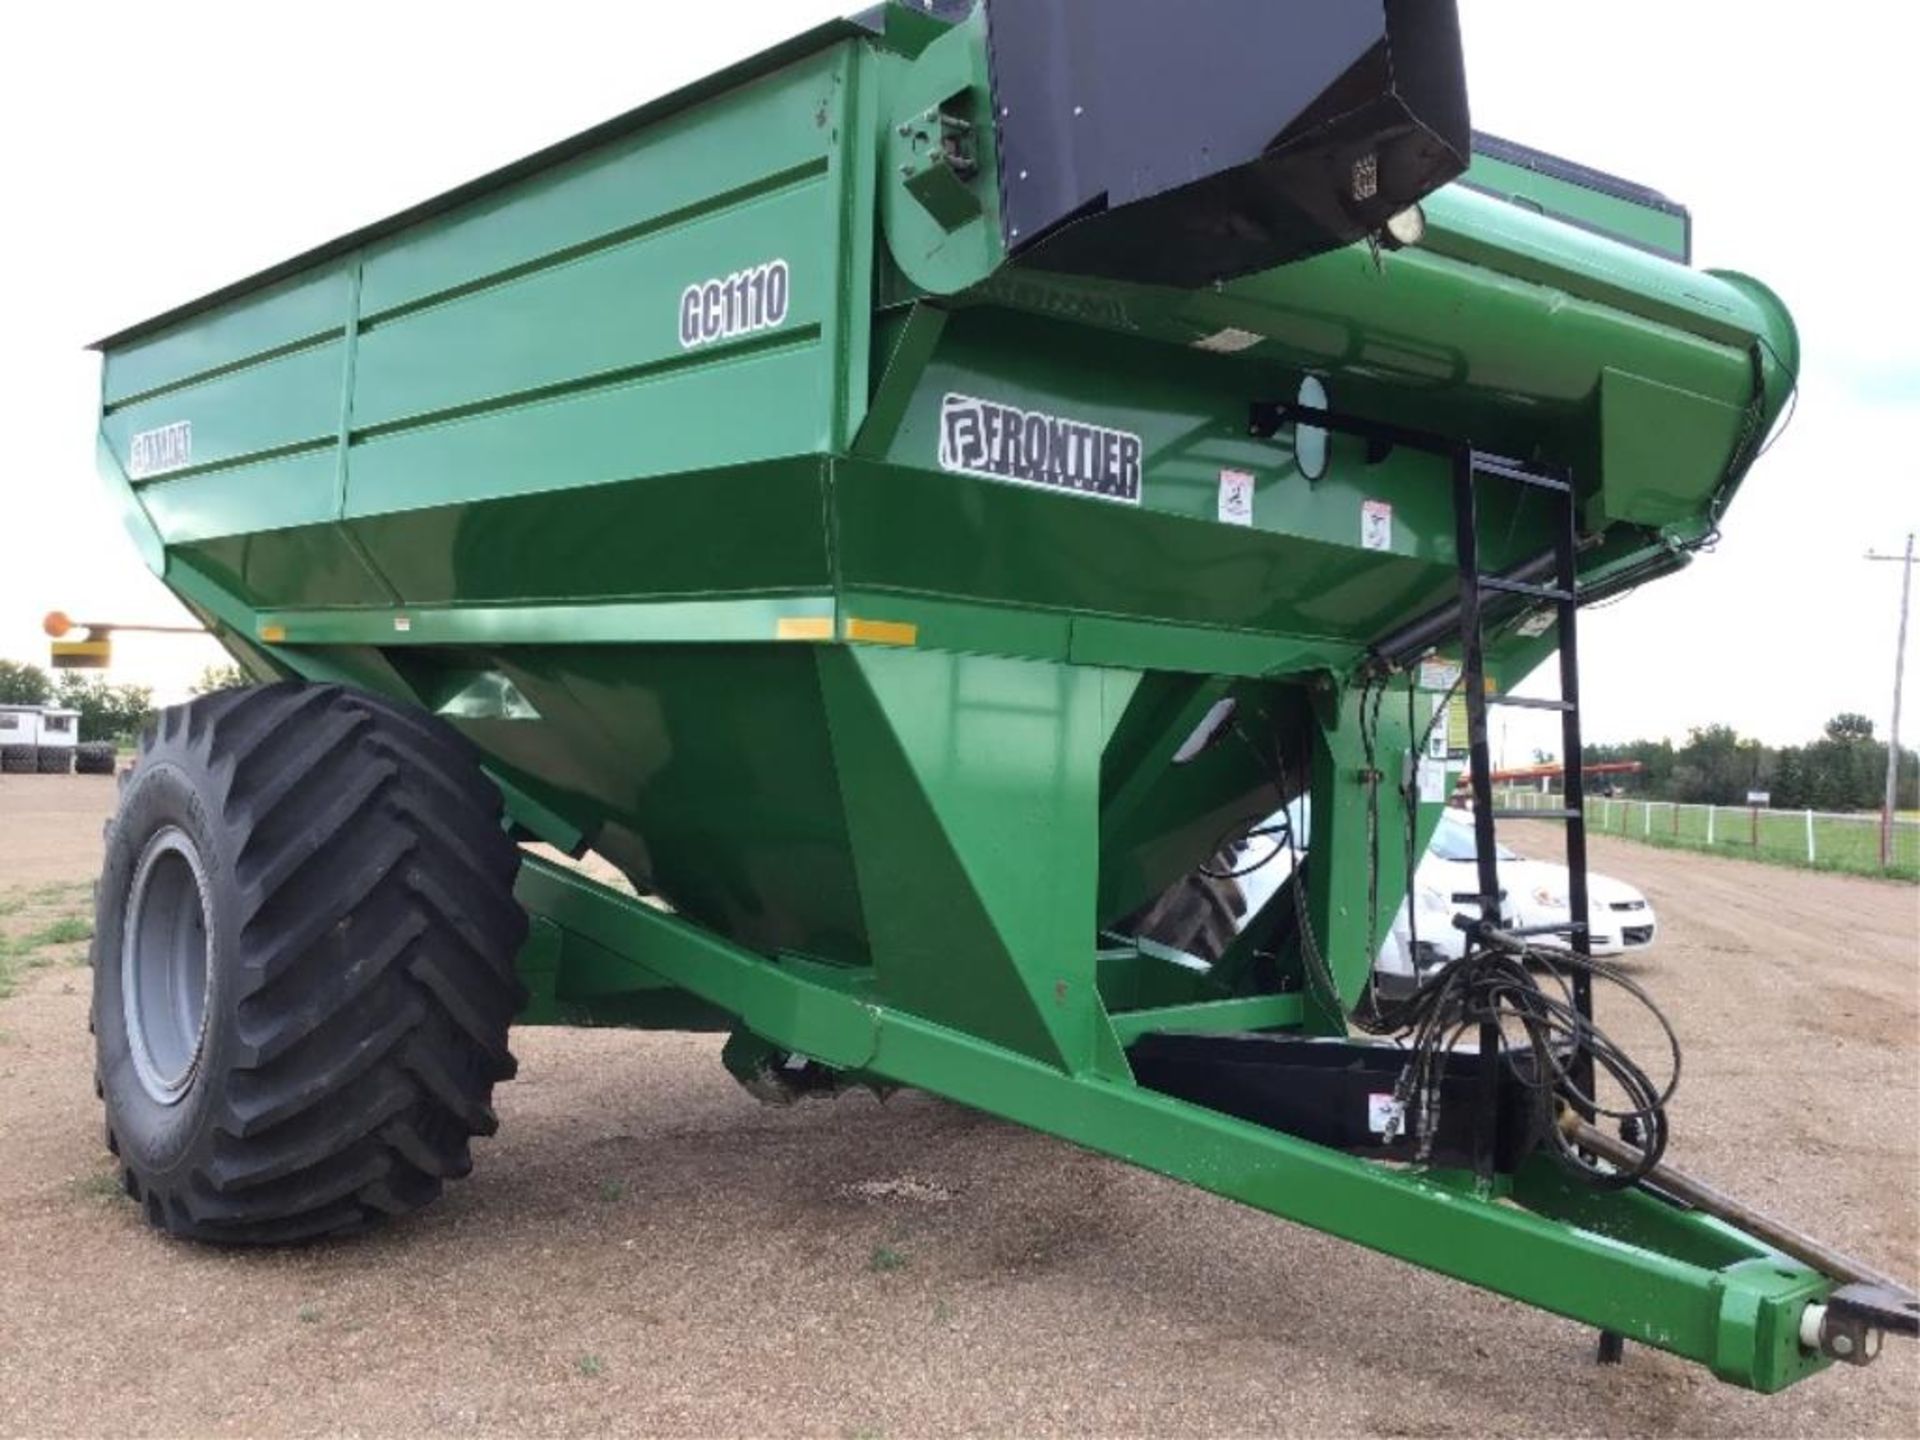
[1430,817,1518,863]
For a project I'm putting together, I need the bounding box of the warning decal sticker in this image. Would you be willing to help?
[1217,468,1255,527]
[1361,498,1393,551]
[938,394,1142,504]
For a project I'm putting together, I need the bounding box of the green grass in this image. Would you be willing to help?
[596,1178,626,1203]
[0,898,95,999]
[71,1169,125,1204]
[0,917,94,962]
[30,881,91,902]
[1504,795,1920,882]
[297,1304,323,1324]
[34,916,92,945]
[576,1354,605,1378]
[869,1246,908,1273]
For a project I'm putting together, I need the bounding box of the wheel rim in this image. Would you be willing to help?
[121,827,214,1105]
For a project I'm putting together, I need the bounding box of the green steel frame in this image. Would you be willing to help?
[512,853,1827,1395]
[86,0,1832,1396]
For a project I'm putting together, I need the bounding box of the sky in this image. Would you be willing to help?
[1,1,1914,759]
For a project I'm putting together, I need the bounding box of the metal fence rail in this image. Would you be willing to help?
[1491,787,1920,875]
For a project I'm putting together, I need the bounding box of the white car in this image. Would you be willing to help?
[1405,809,1657,965]
[1238,807,1657,989]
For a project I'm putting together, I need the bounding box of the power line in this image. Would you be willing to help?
[1866,534,1916,870]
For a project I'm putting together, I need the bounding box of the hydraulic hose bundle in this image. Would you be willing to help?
[1219,692,1683,1189]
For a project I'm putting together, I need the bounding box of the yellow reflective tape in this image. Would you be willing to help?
[776,616,834,642]
[844,617,918,647]
[51,640,112,657]
[258,624,287,643]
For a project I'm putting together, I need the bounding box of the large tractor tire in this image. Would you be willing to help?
[1,744,34,775]
[1128,852,1247,964]
[92,683,528,1244]
[37,747,73,775]
[74,741,117,775]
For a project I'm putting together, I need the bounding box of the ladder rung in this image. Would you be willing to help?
[1479,574,1574,602]
[1492,807,1582,821]
[1487,695,1575,713]
[1472,454,1572,493]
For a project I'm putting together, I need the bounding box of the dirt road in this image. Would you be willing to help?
[1,774,1915,1437]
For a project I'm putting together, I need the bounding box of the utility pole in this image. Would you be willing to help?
[1867,534,1916,869]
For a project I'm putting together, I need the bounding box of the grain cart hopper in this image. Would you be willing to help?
[85,0,1915,1392]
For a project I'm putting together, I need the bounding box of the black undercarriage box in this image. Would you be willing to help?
[1128,1032,1551,1173]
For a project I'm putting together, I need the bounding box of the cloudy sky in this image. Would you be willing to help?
[1,2,1913,758]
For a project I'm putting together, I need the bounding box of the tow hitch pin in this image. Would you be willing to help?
[1800,1304,1884,1366]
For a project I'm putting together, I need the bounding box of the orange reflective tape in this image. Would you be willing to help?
[776,616,834,641]
[843,617,918,647]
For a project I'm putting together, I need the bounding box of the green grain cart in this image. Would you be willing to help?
[87,0,1913,1394]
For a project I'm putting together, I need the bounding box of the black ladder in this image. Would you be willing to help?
[1450,446,1593,1031]
[1248,397,1616,1357]
[1451,447,1621,1364]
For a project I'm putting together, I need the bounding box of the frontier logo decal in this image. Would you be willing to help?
[127,421,192,480]
[938,394,1142,504]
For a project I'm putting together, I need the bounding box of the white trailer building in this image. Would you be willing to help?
[0,705,40,774]
[36,708,79,774]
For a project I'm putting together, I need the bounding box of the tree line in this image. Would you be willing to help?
[1585,713,1918,813]
[0,659,247,746]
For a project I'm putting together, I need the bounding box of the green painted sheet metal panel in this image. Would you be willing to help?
[342,337,825,519]
[833,457,1451,647]
[355,52,848,319]
[1598,368,1747,529]
[473,644,871,966]
[835,305,1556,646]
[346,459,833,606]
[1417,186,1753,348]
[173,528,398,611]
[102,340,344,498]
[349,175,832,433]
[1463,150,1688,261]
[889,306,1476,538]
[333,46,864,526]
[820,644,1125,1076]
[100,266,350,406]
[136,450,341,547]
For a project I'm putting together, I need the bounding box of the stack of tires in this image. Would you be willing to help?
[37,747,73,775]
[75,742,117,775]
[1,744,35,775]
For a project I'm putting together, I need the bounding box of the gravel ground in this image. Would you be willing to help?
[0,773,1914,1438]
